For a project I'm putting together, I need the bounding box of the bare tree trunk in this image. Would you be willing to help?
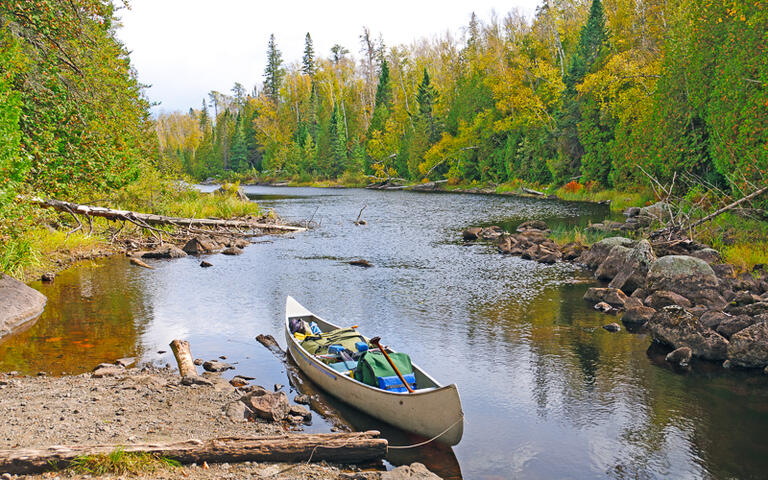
[170,339,198,378]
[0,432,387,474]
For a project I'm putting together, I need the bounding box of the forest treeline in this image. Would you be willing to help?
[157,0,766,196]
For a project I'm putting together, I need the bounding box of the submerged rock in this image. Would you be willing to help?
[622,306,656,325]
[202,360,234,372]
[665,346,692,366]
[222,246,244,256]
[584,287,629,308]
[603,323,621,332]
[142,245,187,259]
[462,227,482,241]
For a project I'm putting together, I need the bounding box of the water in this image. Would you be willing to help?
[2,186,768,479]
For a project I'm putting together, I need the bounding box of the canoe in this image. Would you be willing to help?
[284,296,464,446]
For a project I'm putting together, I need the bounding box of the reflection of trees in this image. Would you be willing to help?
[0,257,152,374]
[466,278,768,479]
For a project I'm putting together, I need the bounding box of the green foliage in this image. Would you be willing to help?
[264,34,285,104]
[302,33,315,76]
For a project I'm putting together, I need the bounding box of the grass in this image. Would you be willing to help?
[553,186,655,212]
[548,224,619,246]
[693,212,768,272]
[67,448,180,475]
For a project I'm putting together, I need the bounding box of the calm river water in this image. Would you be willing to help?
[2,186,768,479]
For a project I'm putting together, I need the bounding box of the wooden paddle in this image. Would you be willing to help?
[369,337,415,393]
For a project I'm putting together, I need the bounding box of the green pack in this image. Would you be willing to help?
[301,328,367,356]
[354,351,413,387]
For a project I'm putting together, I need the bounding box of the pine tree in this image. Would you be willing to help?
[302,33,315,77]
[374,59,391,109]
[415,68,440,143]
[328,103,347,176]
[263,34,285,104]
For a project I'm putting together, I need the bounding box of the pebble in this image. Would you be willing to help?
[274,383,284,391]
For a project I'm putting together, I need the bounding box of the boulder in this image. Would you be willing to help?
[730,291,760,307]
[608,240,657,294]
[689,248,721,264]
[644,290,692,310]
[638,201,670,224]
[595,302,619,314]
[665,347,692,366]
[725,302,768,317]
[584,288,629,308]
[288,404,312,422]
[223,401,249,422]
[561,242,586,261]
[242,390,290,422]
[716,315,758,339]
[462,227,482,241]
[222,247,244,256]
[621,306,656,325]
[646,255,719,305]
[700,311,730,329]
[142,245,187,259]
[712,263,736,279]
[631,288,647,299]
[595,245,632,281]
[479,226,504,240]
[182,236,221,255]
[202,360,234,372]
[0,274,47,339]
[577,237,635,269]
[647,305,729,360]
[516,220,550,233]
[727,323,768,368]
[294,394,311,405]
[381,463,442,480]
[624,296,644,309]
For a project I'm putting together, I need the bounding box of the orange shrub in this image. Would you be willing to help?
[564,180,584,193]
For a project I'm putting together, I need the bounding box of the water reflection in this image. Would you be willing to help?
[1,187,767,479]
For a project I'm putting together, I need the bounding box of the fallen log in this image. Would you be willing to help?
[0,432,387,474]
[25,197,306,233]
[522,187,544,196]
[170,339,198,378]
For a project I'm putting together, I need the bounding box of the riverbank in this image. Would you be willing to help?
[0,366,430,479]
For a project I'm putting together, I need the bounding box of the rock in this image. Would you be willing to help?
[646,255,719,306]
[647,305,729,360]
[690,248,721,264]
[700,311,730,329]
[221,247,243,256]
[516,220,550,233]
[202,360,234,372]
[577,237,635,269]
[608,240,657,294]
[537,252,561,264]
[215,185,250,202]
[479,226,504,240]
[665,347,692,366]
[624,296,644,309]
[230,378,249,388]
[41,272,55,283]
[595,245,632,281]
[288,404,312,422]
[717,315,760,340]
[200,261,213,268]
[622,306,656,325]
[730,291,760,307]
[241,390,290,422]
[462,227,482,241]
[381,463,442,480]
[584,288,629,308]
[727,322,768,368]
[594,302,619,314]
[142,245,187,259]
[723,360,732,369]
[92,366,125,378]
[561,242,586,261]
[603,323,621,332]
[274,383,284,391]
[181,375,214,386]
[631,288,647,299]
[725,302,768,317]
[348,259,373,267]
[0,274,47,340]
[638,201,670,224]
[294,394,311,405]
[223,401,249,422]
[182,236,221,255]
[115,357,136,367]
[712,263,736,279]
[623,207,641,217]
[193,358,204,366]
[233,238,249,249]
[644,290,692,309]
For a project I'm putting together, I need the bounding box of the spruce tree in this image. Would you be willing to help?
[415,68,440,143]
[328,103,347,176]
[302,33,315,77]
[263,34,285,104]
[374,59,391,109]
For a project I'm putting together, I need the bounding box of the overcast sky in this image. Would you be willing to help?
[117,0,540,114]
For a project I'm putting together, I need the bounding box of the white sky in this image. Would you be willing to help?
[117,0,540,114]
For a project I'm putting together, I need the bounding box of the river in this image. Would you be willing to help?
[2,186,767,479]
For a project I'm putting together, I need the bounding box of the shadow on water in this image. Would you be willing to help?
[3,186,768,479]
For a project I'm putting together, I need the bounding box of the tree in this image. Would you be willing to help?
[264,34,285,104]
[328,103,347,176]
[302,33,315,77]
[330,44,349,65]
[415,68,440,143]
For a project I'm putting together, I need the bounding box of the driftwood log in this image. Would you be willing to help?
[0,432,387,474]
[169,339,198,378]
[26,197,306,233]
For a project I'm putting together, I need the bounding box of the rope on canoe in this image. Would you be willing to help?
[387,414,465,450]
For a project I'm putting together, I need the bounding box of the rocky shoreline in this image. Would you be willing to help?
[463,203,768,372]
